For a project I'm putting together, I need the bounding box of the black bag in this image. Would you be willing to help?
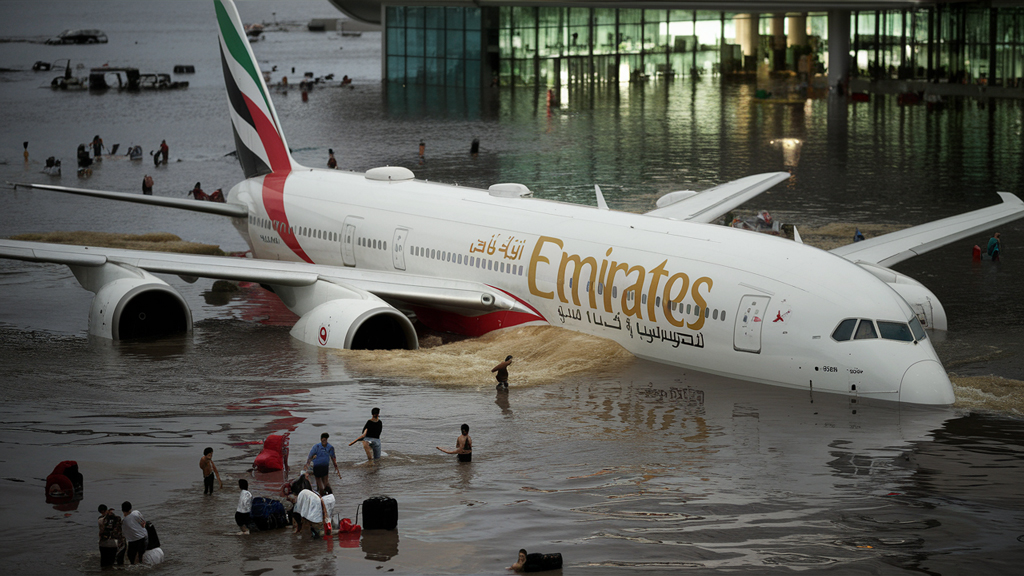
[251,497,289,531]
[145,521,160,550]
[523,552,562,573]
[361,495,398,530]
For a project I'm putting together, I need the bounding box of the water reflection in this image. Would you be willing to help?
[361,529,400,561]
[495,387,512,415]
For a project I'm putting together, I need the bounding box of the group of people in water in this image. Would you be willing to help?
[95,501,164,567]
[89,340,551,567]
[201,356,516,542]
[36,135,166,178]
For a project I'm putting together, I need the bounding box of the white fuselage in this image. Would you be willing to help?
[228,168,955,405]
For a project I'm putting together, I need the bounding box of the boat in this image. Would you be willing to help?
[245,24,263,39]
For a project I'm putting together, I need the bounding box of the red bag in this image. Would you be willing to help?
[338,518,361,547]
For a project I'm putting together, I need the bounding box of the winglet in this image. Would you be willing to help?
[595,184,609,210]
[215,0,295,178]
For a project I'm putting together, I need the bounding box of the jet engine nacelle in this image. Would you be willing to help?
[290,299,418,350]
[69,263,192,340]
[856,261,947,330]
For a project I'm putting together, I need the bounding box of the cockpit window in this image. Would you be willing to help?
[877,321,914,342]
[853,319,877,340]
[831,318,857,341]
[909,316,927,341]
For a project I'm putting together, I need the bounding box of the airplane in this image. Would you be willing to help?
[3,0,1024,405]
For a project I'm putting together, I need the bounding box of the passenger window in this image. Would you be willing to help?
[878,321,914,342]
[854,319,877,340]
[832,318,857,341]
[909,316,927,341]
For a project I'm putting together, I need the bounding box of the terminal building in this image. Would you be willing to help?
[329,1,1024,94]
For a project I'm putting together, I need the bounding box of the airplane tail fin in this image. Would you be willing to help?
[215,0,295,178]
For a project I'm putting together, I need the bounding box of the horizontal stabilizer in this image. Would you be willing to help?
[830,192,1024,266]
[9,182,249,218]
[645,172,790,223]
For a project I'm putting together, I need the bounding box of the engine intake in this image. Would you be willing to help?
[71,263,192,340]
[90,278,192,340]
[290,299,417,350]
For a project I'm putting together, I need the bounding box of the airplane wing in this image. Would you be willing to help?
[9,182,249,218]
[0,239,526,315]
[644,172,790,223]
[830,192,1024,267]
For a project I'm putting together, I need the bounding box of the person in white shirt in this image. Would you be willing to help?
[120,501,147,565]
[293,488,328,538]
[235,479,253,534]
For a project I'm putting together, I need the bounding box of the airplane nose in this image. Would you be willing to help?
[900,360,955,405]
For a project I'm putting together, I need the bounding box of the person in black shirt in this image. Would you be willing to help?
[349,407,382,461]
[436,423,472,462]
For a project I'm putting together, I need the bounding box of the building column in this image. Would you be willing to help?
[771,13,786,70]
[787,14,807,46]
[736,13,759,71]
[828,10,851,93]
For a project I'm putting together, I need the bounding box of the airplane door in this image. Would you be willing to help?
[392,227,408,270]
[341,217,360,267]
[734,295,770,353]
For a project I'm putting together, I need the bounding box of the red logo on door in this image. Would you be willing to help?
[318,325,329,346]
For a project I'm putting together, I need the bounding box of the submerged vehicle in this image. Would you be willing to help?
[87,68,189,91]
[46,29,108,45]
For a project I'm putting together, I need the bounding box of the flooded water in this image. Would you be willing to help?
[3,1,1024,575]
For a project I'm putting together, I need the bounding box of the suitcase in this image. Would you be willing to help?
[523,552,562,573]
[361,495,398,530]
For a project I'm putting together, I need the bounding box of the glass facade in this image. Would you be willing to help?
[853,5,1024,85]
[383,4,1024,89]
[385,5,482,87]
[498,7,731,86]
